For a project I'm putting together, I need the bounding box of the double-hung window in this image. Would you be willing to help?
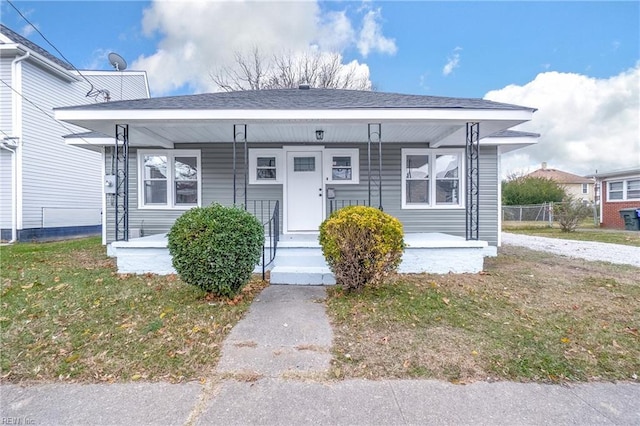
[249,149,283,184]
[608,179,640,201]
[138,150,201,209]
[401,149,463,209]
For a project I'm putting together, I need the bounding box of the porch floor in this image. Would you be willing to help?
[109,232,495,280]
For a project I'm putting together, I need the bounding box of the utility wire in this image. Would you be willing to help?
[0,78,100,146]
[6,0,105,99]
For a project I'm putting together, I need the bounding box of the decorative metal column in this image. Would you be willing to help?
[114,124,129,241]
[368,123,383,210]
[465,122,480,240]
[233,124,248,209]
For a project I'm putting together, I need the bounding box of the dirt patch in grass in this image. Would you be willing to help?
[0,237,267,384]
[327,245,640,383]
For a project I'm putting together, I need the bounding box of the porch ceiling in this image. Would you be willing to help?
[65,119,527,148]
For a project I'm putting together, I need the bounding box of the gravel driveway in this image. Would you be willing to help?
[501,232,640,268]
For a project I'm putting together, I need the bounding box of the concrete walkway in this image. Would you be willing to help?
[2,285,639,425]
[216,285,333,377]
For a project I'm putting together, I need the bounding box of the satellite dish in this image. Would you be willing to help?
[108,52,127,71]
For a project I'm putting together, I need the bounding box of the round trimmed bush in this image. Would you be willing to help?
[167,204,263,297]
[319,205,404,292]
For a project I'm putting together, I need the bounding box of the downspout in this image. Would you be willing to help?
[0,141,17,242]
[4,51,30,243]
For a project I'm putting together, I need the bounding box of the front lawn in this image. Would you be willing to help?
[0,237,266,383]
[327,245,640,383]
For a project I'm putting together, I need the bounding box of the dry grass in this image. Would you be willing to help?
[0,237,267,384]
[327,245,640,383]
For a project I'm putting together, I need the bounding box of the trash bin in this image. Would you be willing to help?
[619,208,640,230]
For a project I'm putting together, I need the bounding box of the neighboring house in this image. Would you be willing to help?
[55,87,538,281]
[0,24,149,241]
[589,167,640,229]
[525,162,595,202]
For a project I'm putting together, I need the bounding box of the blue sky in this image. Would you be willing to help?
[2,0,639,175]
[3,1,637,97]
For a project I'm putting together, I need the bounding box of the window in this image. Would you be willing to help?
[607,179,640,201]
[401,149,463,209]
[257,157,277,181]
[324,149,359,184]
[582,183,588,194]
[249,149,283,184]
[294,156,316,172]
[608,181,623,200]
[138,150,200,209]
[627,179,640,199]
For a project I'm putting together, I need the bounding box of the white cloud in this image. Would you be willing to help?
[132,0,395,95]
[21,23,35,37]
[442,47,461,76]
[485,64,640,177]
[357,7,397,57]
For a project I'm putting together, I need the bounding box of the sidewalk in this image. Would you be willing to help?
[2,285,639,425]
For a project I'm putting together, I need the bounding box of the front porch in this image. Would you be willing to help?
[109,232,496,284]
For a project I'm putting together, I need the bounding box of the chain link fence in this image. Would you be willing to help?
[502,202,599,226]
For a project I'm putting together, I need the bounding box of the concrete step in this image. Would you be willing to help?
[273,248,329,268]
[270,266,336,285]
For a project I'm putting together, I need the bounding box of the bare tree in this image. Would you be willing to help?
[210,48,372,91]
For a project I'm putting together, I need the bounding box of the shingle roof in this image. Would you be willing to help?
[0,24,74,70]
[527,168,594,184]
[56,88,538,112]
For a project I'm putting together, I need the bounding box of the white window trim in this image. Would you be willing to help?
[324,148,359,184]
[606,177,640,202]
[249,149,283,184]
[401,148,465,210]
[582,183,588,194]
[137,149,202,210]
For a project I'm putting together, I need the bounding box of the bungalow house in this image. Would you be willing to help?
[525,162,595,202]
[54,87,538,284]
[590,167,640,229]
[0,24,149,241]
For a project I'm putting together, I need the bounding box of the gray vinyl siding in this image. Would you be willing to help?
[327,143,499,245]
[105,143,284,243]
[105,143,500,246]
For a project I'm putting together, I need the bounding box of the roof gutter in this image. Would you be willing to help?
[0,44,79,82]
[2,50,30,243]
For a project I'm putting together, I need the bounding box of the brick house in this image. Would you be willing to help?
[590,167,640,229]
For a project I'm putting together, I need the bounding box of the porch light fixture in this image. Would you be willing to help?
[315,130,324,141]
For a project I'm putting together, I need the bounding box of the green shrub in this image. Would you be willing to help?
[167,204,264,297]
[502,176,566,205]
[553,196,593,232]
[319,205,404,292]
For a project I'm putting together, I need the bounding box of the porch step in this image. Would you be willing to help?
[270,266,336,285]
[273,247,329,268]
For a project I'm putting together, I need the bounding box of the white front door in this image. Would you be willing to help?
[286,151,323,232]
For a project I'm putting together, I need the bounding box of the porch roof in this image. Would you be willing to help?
[55,88,538,148]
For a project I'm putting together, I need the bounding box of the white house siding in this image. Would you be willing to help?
[0,57,12,135]
[19,61,103,232]
[75,72,149,101]
[0,150,13,232]
[0,57,13,232]
[104,142,500,246]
